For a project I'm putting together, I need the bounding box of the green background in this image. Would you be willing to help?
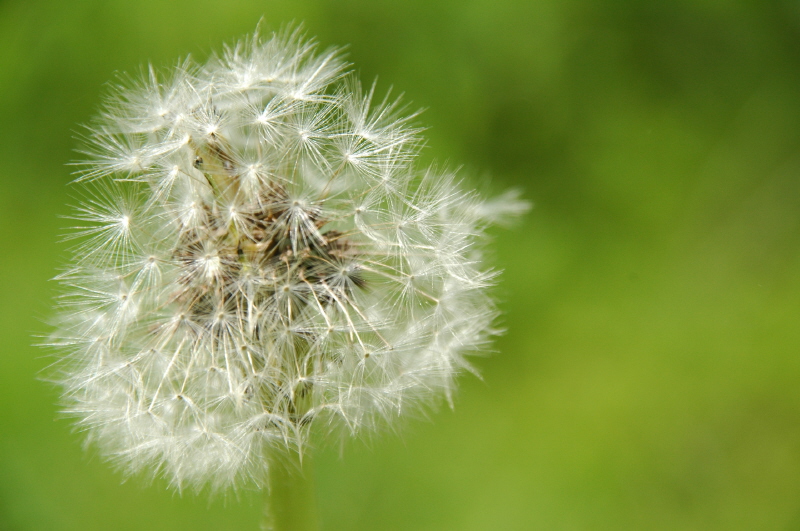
[2,0,800,529]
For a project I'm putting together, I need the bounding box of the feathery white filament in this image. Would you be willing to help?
[51,27,524,491]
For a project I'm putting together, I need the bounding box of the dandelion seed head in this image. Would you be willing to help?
[50,26,526,492]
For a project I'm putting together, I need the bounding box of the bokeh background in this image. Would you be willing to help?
[2,0,800,529]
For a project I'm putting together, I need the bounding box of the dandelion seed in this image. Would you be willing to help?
[49,26,527,494]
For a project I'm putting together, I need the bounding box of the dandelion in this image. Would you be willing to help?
[49,26,527,528]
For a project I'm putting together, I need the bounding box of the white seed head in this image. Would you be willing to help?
[50,27,526,491]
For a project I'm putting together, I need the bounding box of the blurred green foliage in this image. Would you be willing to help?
[2,0,800,529]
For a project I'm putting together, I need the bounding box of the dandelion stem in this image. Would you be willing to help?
[262,451,319,531]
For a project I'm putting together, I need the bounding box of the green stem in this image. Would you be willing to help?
[261,451,319,531]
